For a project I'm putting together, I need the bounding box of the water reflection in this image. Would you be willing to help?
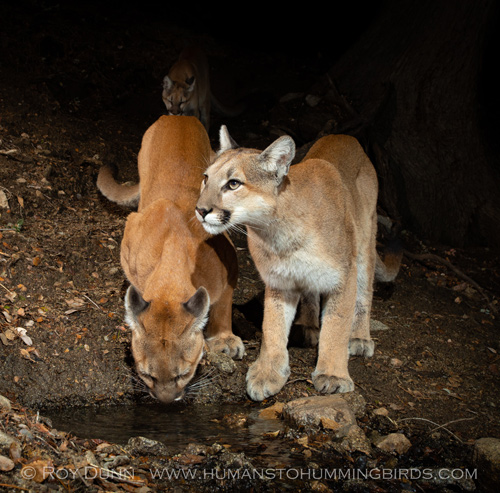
[49,402,287,462]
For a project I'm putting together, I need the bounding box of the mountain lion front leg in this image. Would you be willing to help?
[205,284,245,359]
[246,287,300,401]
[312,272,357,394]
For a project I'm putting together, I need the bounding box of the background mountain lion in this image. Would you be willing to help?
[196,127,401,401]
[162,46,244,132]
[97,116,244,403]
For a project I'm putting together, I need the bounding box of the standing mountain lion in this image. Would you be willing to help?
[162,46,244,131]
[97,116,244,403]
[195,127,401,401]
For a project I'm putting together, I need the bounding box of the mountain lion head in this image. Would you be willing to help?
[162,75,195,116]
[195,125,295,235]
[125,284,210,404]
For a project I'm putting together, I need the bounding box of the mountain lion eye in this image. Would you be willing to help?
[226,179,241,190]
[202,174,208,185]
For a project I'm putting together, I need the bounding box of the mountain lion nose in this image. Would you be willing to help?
[196,207,212,219]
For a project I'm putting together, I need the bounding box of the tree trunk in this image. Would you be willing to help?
[327,0,500,246]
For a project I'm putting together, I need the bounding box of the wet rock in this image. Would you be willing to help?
[126,436,169,456]
[373,432,411,454]
[338,424,372,455]
[282,395,357,437]
[473,437,500,492]
[185,443,209,456]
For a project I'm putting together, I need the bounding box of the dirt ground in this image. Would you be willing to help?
[1,2,499,491]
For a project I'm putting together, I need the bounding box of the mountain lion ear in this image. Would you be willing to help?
[124,285,150,330]
[259,135,295,182]
[162,75,173,90]
[182,287,210,329]
[219,125,238,153]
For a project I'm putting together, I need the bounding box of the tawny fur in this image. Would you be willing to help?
[97,116,244,403]
[196,127,400,401]
[162,46,212,130]
[162,46,245,132]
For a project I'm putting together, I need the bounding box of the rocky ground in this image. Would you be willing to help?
[1,2,499,491]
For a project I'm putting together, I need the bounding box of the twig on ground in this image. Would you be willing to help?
[404,249,497,314]
[398,416,476,443]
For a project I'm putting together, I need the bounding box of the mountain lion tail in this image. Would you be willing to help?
[97,164,140,208]
[375,224,403,283]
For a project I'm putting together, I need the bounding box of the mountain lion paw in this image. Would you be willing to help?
[246,358,290,401]
[349,338,374,358]
[290,324,319,347]
[206,334,245,359]
[312,372,354,394]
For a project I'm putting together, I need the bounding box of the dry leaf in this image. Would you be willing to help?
[20,348,36,362]
[65,298,85,308]
[16,327,32,345]
[21,459,53,483]
[4,328,17,341]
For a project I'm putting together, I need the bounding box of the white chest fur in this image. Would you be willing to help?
[248,229,341,293]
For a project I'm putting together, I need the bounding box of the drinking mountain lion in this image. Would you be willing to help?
[97,116,244,403]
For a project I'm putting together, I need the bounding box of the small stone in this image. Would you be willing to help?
[126,436,169,456]
[205,350,236,374]
[390,358,403,368]
[340,425,372,455]
[374,433,411,454]
[0,190,9,209]
[373,407,389,416]
[282,395,357,437]
[0,394,12,411]
[0,455,15,471]
[370,319,390,331]
[0,431,18,448]
[185,443,209,456]
[473,437,500,492]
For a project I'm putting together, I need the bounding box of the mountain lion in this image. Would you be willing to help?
[195,127,401,401]
[97,116,244,403]
[162,46,244,131]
